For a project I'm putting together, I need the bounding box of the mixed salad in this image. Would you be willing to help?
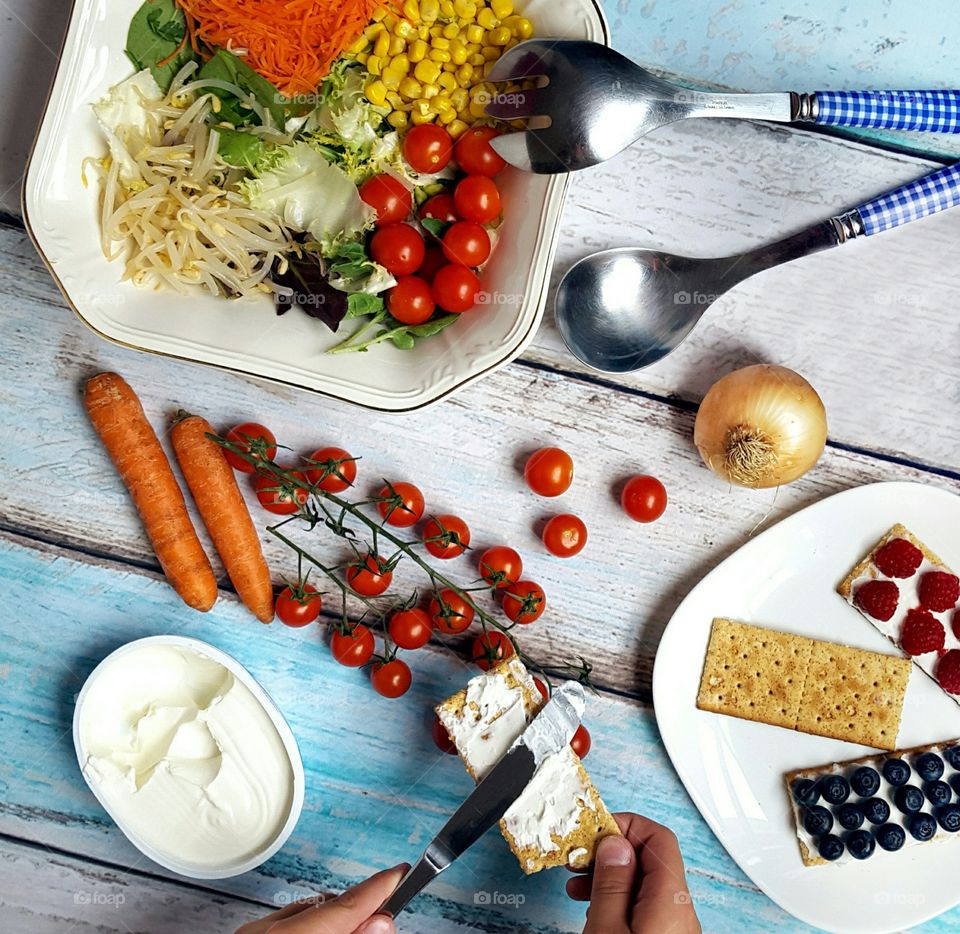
[86,0,532,352]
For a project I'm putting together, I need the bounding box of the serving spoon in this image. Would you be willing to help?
[555,161,960,373]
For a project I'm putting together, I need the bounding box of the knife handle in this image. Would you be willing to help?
[378,852,444,918]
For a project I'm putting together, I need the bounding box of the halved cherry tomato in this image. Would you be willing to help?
[432,713,458,754]
[454,175,501,224]
[503,579,546,624]
[432,264,480,313]
[429,588,475,634]
[420,193,459,225]
[542,514,588,558]
[403,124,454,174]
[372,659,412,698]
[442,221,491,267]
[524,447,573,497]
[377,481,425,527]
[471,631,515,670]
[371,223,426,276]
[387,276,435,325]
[621,474,668,523]
[223,422,277,473]
[570,724,591,759]
[330,624,375,667]
[275,583,321,627]
[423,514,471,559]
[478,546,523,589]
[254,470,309,515]
[454,126,506,177]
[347,554,393,596]
[359,175,412,225]
[305,447,357,492]
[388,608,432,649]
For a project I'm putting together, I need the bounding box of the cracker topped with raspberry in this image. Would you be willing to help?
[839,524,960,702]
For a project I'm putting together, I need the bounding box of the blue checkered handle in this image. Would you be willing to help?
[849,162,960,236]
[812,90,960,132]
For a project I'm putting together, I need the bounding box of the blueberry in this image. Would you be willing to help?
[845,829,876,860]
[817,834,845,861]
[951,774,960,798]
[850,766,881,798]
[791,778,820,806]
[925,780,952,807]
[837,803,864,831]
[908,812,937,841]
[818,774,850,805]
[875,823,906,852]
[895,785,925,814]
[882,758,911,787]
[802,805,834,837]
[915,752,945,782]
[862,797,891,825]
[937,803,960,832]
[944,745,960,771]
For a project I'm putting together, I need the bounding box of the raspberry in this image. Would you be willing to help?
[918,571,960,613]
[954,609,960,641]
[936,650,960,695]
[854,579,899,621]
[900,608,945,656]
[874,538,923,578]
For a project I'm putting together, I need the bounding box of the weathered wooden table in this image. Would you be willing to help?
[2,1,959,931]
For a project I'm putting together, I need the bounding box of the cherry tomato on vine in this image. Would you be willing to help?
[442,221,491,268]
[524,447,574,497]
[359,174,411,226]
[478,546,523,589]
[387,276,435,325]
[423,514,470,559]
[254,470,309,515]
[432,713,458,755]
[503,579,546,625]
[274,583,321,627]
[454,175,501,224]
[542,514,588,558]
[371,223,426,276]
[431,264,480,313]
[533,677,549,702]
[570,724,592,759]
[377,481,425,528]
[454,126,506,177]
[223,422,277,473]
[347,554,393,596]
[419,193,458,225]
[372,659,412,698]
[388,608,432,650]
[403,124,454,174]
[305,447,356,492]
[429,588,475,634]
[621,474,668,523]
[330,624,375,667]
[471,631,515,670]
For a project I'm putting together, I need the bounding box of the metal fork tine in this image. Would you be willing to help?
[489,129,570,175]
[484,86,548,120]
[484,40,552,82]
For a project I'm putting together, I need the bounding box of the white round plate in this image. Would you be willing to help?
[653,481,960,934]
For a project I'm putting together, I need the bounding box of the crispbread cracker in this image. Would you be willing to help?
[837,523,947,599]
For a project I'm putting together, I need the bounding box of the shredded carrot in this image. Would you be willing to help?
[176,0,398,98]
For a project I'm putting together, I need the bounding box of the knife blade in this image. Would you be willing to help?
[379,680,586,918]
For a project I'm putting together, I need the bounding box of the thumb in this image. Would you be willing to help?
[583,835,636,934]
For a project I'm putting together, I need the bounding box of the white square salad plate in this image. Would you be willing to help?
[653,481,960,934]
[23,0,607,411]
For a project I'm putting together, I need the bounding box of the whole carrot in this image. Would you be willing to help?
[83,373,218,612]
[172,414,274,623]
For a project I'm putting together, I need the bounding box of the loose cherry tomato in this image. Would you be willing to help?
[478,546,523,589]
[305,447,356,492]
[347,554,393,596]
[387,276,435,325]
[542,514,588,558]
[471,631,515,670]
[416,246,447,283]
[454,126,506,177]
[570,724,592,759]
[254,470,309,514]
[423,514,471,559]
[223,422,277,473]
[621,474,668,523]
[371,223,426,276]
[274,583,321,627]
[454,175,501,224]
[533,677,549,701]
[330,624,375,667]
[524,447,574,497]
[372,659,412,698]
[420,193,459,224]
[442,221,491,267]
[432,713,458,755]
[429,588,475,634]
[376,481,425,527]
[403,124,454,174]
[388,608,432,650]
[503,579,546,624]
[432,264,480,313]
[359,174,412,225]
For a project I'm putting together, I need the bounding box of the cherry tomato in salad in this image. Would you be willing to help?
[454,175,501,224]
[376,481,425,527]
[455,126,507,177]
[305,446,356,492]
[478,546,523,589]
[371,659,412,698]
[330,624,375,667]
[274,583,321,627]
[524,447,574,497]
[371,224,425,277]
[223,422,277,473]
[429,588,475,634]
[359,174,411,225]
[387,276,435,325]
[388,608,432,650]
[570,724,592,759]
[471,631,515,670]
[621,474,668,523]
[542,514,588,558]
[432,713,458,754]
[347,554,393,596]
[416,246,447,283]
[423,514,471,559]
[254,470,309,515]
[432,264,480,313]
[420,193,459,225]
[533,677,549,701]
[442,221,491,267]
[403,124,454,174]
[503,579,546,625]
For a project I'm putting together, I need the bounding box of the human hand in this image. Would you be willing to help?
[566,813,701,934]
[234,864,408,934]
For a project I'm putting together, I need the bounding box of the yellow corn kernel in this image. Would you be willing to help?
[488,26,511,46]
[417,24,430,39]
[438,71,458,90]
[399,76,423,99]
[420,0,440,23]
[448,39,466,65]
[443,61,459,72]
[364,79,388,106]
[437,107,457,125]
[386,91,406,108]
[429,48,452,62]
[434,94,455,116]
[364,22,386,38]
[414,59,441,83]
[429,24,443,37]
[390,53,410,74]
[348,36,369,54]
[477,7,499,29]
[396,18,418,39]
[409,39,429,62]
[453,0,476,18]
[464,23,484,44]
[431,36,451,49]
[402,0,419,21]
[383,11,398,27]
[481,44,501,60]
[366,54,383,75]
[447,118,469,137]
[411,109,438,125]
[439,0,455,16]
[382,67,404,90]
[468,98,488,117]
[421,82,440,99]
[389,35,407,55]
[469,52,486,66]
[491,0,513,16]
[372,6,388,20]
[373,31,390,57]
[511,15,533,38]
[355,51,369,64]
[450,86,469,110]
[387,110,409,129]
[442,21,460,39]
